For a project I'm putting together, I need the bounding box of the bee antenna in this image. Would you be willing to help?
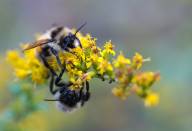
[44,99,60,101]
[75,22,87,35]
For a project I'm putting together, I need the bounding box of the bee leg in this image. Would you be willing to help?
[80,87,85,106]
[81,81,90,106]
[51,48,66,81]
[64,48,71,54]
[50,47,66,75]
[39,53,57,77]
[63,48,79,58]
[55,71,72,88]
[55,68,65,84]
[55,79,72,88]
[49,74,58,95]
[109,78,115,84]
[84,81,90,101]
[79,87,83,100]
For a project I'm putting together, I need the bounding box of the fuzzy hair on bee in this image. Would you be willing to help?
[23,22,87,77]
[44,71,90,112]
[53,90,82,112]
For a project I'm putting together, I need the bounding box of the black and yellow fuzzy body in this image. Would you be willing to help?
[23,23,86,76]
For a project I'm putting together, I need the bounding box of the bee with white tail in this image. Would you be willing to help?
[44,71,90,112]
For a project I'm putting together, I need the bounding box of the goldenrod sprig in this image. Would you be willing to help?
[6,29,160,107]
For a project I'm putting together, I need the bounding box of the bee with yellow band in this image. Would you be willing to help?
[23,22,86,77]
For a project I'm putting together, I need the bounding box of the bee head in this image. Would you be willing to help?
[59,22,86,50]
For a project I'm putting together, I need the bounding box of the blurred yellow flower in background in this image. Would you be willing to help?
[18,111,48,131]
[132,72,160,88]
[6,48,49,84]
[113,52,131,68]
[112,86,129,100]
[132,52,143,69]
[144,92,159,107]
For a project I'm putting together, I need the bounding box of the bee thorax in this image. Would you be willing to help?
[48,42,61,52]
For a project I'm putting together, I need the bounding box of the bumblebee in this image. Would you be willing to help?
[23,22,86,76]
[44,71,90,112]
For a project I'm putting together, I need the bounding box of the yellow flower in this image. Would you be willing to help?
[68,69,83,81]
[6,49,48,84]
[79,34,97,49]
[59,52,81,72]
[144,92,159,107]
[71,47,85,61]
[85,61,92,69]
[113,52,131,68]
[89,54,99,64]
[101,40,116,58]
[132,72,160,88]
[69,71,95,90]
[31,67,48,84]
[6,50,20,64]
[132,52,143,69]
[70,78,83,90]
[112,87,129,100]
[15,68,30,79]
[97,59,113,75]
[91,45,101,54]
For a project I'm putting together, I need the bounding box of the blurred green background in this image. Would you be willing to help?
[0,0,192,131]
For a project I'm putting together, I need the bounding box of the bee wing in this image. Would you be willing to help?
[22,39,53,51]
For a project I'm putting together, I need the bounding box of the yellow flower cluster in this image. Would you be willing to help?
[6,47,49,84]
[132,72,160,89]
[6,29,160,107]
[111,52,160,106]
[132,72,160,107]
